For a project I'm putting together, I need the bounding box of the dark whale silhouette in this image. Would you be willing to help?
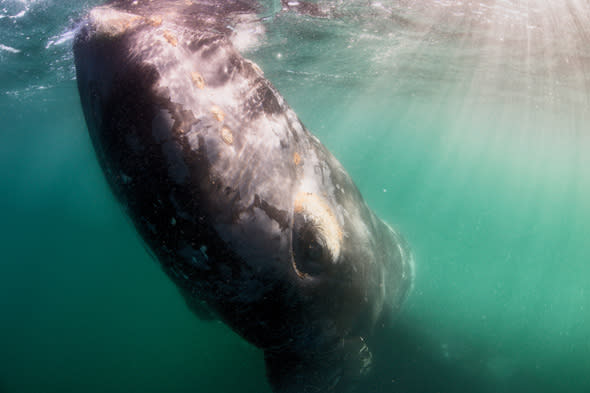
[73,1,414,391]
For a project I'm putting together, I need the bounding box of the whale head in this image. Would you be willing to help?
[74,1,414,391]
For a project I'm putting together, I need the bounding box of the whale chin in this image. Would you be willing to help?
[265,335,374,393]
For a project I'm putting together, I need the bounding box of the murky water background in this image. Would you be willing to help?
[1,1,589,392]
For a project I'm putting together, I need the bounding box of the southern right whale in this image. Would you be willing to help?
[73,1,414,391]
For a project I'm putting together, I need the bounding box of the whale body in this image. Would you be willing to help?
[74,1,414,391]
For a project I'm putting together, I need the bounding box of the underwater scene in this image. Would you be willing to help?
[1,0,589,392]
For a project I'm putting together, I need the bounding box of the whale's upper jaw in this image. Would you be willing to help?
[76,0,413,323]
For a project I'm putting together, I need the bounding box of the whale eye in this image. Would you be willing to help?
[291,192,343,278]
[306,238,325,261]
[292,212,331,277]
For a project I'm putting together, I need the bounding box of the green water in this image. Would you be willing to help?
[1,1,589,392]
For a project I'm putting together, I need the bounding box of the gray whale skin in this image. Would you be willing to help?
[73,1,414,392]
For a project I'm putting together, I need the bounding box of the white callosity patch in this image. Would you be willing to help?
[88,7,144,37]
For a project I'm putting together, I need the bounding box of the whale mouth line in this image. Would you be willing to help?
[290,252,318,281]
[291,255,306,279]
[290,191,343,279]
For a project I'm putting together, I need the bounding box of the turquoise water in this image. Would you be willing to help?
[1,1,589,392]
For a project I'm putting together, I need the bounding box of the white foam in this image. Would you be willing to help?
[10,9,27,19]
[0,44,20,53]
[228,14,266,53]
[0,0,35,20]
[45,29,76,49]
